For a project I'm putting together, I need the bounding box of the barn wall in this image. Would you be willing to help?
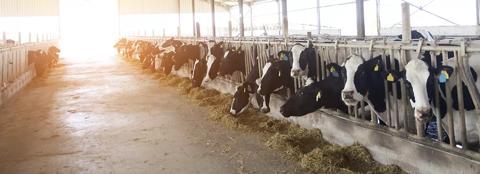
[0,0,59,16]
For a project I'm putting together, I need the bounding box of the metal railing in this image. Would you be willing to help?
[126,36,480,159]
[0,40,58,89]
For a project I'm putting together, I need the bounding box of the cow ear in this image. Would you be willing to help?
[436,66,454,83]
[384,70,402,83]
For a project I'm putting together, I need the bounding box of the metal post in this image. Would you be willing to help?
[2,32,5,42]
[192,0,196,38]
[277,0,281,36]
[36,33,39,42]
[239,0,245,37]
[316,0,321,36]
[211,0,216,38]
[356,0,365,39]
[401,2,411,42]
[281,0,288,41]
[249,3,254,37]
[28,32,31,43]
[376,0,381,36]
[196,22,201,37]
[476,0,480,34]
[228,9,233,37]
[178,0,181,37]
[18,32,21,45]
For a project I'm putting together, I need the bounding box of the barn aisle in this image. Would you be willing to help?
[0,57,303,174]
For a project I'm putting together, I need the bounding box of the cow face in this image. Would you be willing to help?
[230,84,254,115]
[161,38,183,49]
[341,54,366,106]
[290,44,306,77]
[280,81,322,117]
[342,55,388,111]
[404,58,454,121]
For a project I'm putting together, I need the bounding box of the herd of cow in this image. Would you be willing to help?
[115,36,480,150]
[27,46,60,76]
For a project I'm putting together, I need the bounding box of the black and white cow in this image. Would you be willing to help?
[281,63,347,117]
[192,58,208,87]
[402,52,479,147]
[203,42,225,82]
[230,60,263,115]
[290,42,318,83]
[340,54,405,127]
[257,58,294,113]
[219,48,245,76]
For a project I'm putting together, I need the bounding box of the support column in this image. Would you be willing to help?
[281,0,288,41]
[401,2,411,42]
[211,0,216,38]
[316,0,321,36]
[239,0,245,37]
[178,0,181,37]
[228,9,233,37]
[376,0,381,36]
[277,0,281,35]
[356,0,365,39]
[249,3,254,37]
[2,32,6,42]
[476,0,480,34]
[192,0,196,38]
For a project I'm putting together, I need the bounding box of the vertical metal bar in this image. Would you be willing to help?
[399,49,409,132]
[401,3,411,43]
[477,0,480,26]
[28,32,31,43]
[192,0,196,38]
[316,0,321,36]
[390,49,399,129]
[430,51,443,141]
[276,0,281,36]
[239,0,245,37]
[455,50,468,149]
[211,0,216,38]
[376,0,381,36]
[18,32,21,45]
[2,32,5,42]
[356,0,365,39]
[249,3,254,37]
[382,53,391,126]
[281,0,288,42]
[177,0,181,37]
[315,46,320,82]
[442,50,456,147]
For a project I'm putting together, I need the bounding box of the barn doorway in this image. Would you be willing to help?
[59,0,118,60]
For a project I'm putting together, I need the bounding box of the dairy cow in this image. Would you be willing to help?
[281,63,348,117]
[257,57,294,113]
[340,54,405,127]
[402,51,480,148]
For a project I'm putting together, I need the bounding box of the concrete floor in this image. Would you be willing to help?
[0,57,304,174]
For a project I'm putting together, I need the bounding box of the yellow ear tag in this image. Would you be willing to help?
[330,66,336,72]
[316,91,322,102]
[373,64,379,72]
[386,73,395,82]
[441,70,449,79]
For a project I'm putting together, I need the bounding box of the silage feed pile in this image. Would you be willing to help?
[140,66,406,174]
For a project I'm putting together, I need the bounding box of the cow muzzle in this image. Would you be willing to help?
[342,90,357,104]
[414,107,431,122]
[290,69,302,77]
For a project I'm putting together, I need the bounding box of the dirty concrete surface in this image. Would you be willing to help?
[0,57,304,174]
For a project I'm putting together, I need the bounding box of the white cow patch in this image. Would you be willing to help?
[257,62,272,94]
[405,59,431,119]
[203,55,216,82]
[290,44,306,77]
[341,54,365,106]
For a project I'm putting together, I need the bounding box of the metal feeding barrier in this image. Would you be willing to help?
[0,41,57,90]
[129,36,480,156]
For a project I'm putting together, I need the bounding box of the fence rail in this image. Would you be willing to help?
[126,36,480,160]
[0,40,57,90]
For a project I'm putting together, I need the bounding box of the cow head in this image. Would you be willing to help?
[341,55,388,112]
[290,44,304,76]
[161,38,183,49]
[230,83,256,115]
[403,54,462,122]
